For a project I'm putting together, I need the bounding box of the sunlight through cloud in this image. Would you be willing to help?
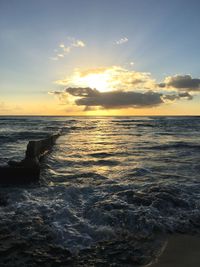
[55,66,155,92]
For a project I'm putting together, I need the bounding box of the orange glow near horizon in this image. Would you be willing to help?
[1,98,200,116]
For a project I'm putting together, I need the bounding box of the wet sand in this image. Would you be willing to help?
[151,234,200,267]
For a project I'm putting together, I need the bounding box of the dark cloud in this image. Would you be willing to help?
[50,86,196,110]
[163,94,178,101]
[159,75,200,91]
[178,92,193,99]
[163,92,193,101]
[65,87,100,97]
[64,88,163,109]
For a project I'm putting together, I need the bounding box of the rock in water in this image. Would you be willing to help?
[0,132,60,185]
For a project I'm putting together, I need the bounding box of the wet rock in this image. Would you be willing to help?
[0,132,60,185]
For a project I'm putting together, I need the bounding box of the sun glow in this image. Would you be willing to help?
[55,66,155,93]
[73,73,112,92]
[55,67,126,92]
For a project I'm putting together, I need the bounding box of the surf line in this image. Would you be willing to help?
[0,132,61,185]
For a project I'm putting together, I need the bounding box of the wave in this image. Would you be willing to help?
[148,141,200,150]
[67,159,120,167]
[0,176,200,266]
[88,151,128,158]
[0,116,200,266]
[136,123,155,127]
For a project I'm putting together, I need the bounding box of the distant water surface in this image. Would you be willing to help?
[0,116,200,265]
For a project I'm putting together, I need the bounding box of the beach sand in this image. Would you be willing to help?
[150,234,200,267]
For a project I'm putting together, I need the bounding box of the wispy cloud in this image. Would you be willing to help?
[50,37,86,61]
[72,39,85,47]
[57,54,65,58]
[115,37,128,45]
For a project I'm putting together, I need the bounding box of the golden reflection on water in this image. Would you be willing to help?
[57,118,141,179]
[53,116,194,183]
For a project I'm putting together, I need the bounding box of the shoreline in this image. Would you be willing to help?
[149,234,200,267]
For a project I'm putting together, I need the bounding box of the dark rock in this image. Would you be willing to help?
[0,132,60,185]
[0,165,40,185]
[0,193,8,206]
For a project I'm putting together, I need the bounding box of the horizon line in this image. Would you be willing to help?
[0,115,200,117]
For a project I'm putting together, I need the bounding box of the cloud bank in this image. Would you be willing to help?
[75,89,163,109]
[51,87,163,109]
[50,67,200,112]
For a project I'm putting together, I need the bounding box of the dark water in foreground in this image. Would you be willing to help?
[0,116,200,266]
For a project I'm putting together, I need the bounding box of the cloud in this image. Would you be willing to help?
[48,90,70,105]
[57,54,64,58]
[59,44,65,48]
[75,67,109,77]
[76,90,163,109]
[51,87,163,109]
[50,37,86,60]
[163,92,193,102]
[159,75,200,91]
[72,40,85,47]
[115,37,128,45]
[178,92,193,99]
[55,66,156,91]
[65,87,99,97]
[50,66,200,111]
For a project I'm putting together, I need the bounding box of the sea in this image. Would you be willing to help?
[0,116,200,266]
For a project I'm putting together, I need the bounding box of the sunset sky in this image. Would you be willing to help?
[0,0,200,115]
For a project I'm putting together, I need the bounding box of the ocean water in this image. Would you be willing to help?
[0,116,200,266]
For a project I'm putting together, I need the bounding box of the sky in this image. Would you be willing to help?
[0,0,200,115]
